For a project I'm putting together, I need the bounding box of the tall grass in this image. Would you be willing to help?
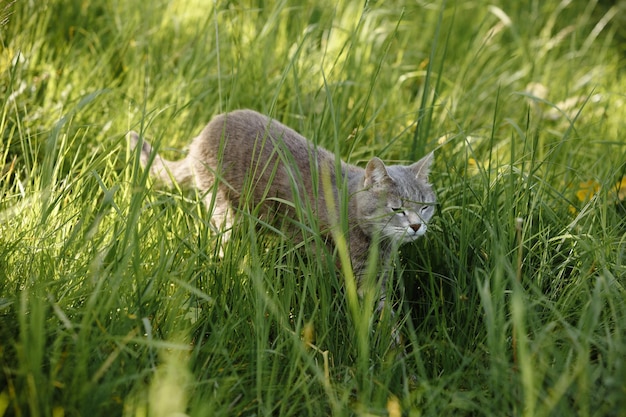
[1,0,625,416]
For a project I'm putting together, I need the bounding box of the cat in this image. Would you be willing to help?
[129,109,435,310]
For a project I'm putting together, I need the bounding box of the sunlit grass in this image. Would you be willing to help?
[1,0,625,416]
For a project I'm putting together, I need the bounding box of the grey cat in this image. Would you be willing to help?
[129,109,435,309]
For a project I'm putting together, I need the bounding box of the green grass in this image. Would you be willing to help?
[1,0,626,415]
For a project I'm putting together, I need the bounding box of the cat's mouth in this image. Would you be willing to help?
[403,224,427,241]
[383,224,427,242]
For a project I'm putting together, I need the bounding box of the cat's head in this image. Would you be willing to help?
[355,153,435,244]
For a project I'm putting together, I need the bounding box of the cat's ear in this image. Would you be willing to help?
[409,152,433,179]
[364,157,391,188]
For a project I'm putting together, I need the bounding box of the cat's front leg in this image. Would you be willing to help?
[203,188,233,257]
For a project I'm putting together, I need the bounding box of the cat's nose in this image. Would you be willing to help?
[409,224,421,232]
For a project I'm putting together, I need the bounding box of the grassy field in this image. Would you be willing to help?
[1,0,625,415]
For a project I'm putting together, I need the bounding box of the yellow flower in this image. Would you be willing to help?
[387,395,402,417]
[615,176,626,201]
[575,180,600,202]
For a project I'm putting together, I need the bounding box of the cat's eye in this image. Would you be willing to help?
[391,207,405,215]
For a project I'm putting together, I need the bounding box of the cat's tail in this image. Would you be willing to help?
[128,131,193,187]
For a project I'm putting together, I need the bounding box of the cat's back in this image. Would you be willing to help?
[200,109,307,157]
[195,109,340,173]
[190,110,345,202]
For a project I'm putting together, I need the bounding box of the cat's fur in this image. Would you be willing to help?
[129,109,435,306]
